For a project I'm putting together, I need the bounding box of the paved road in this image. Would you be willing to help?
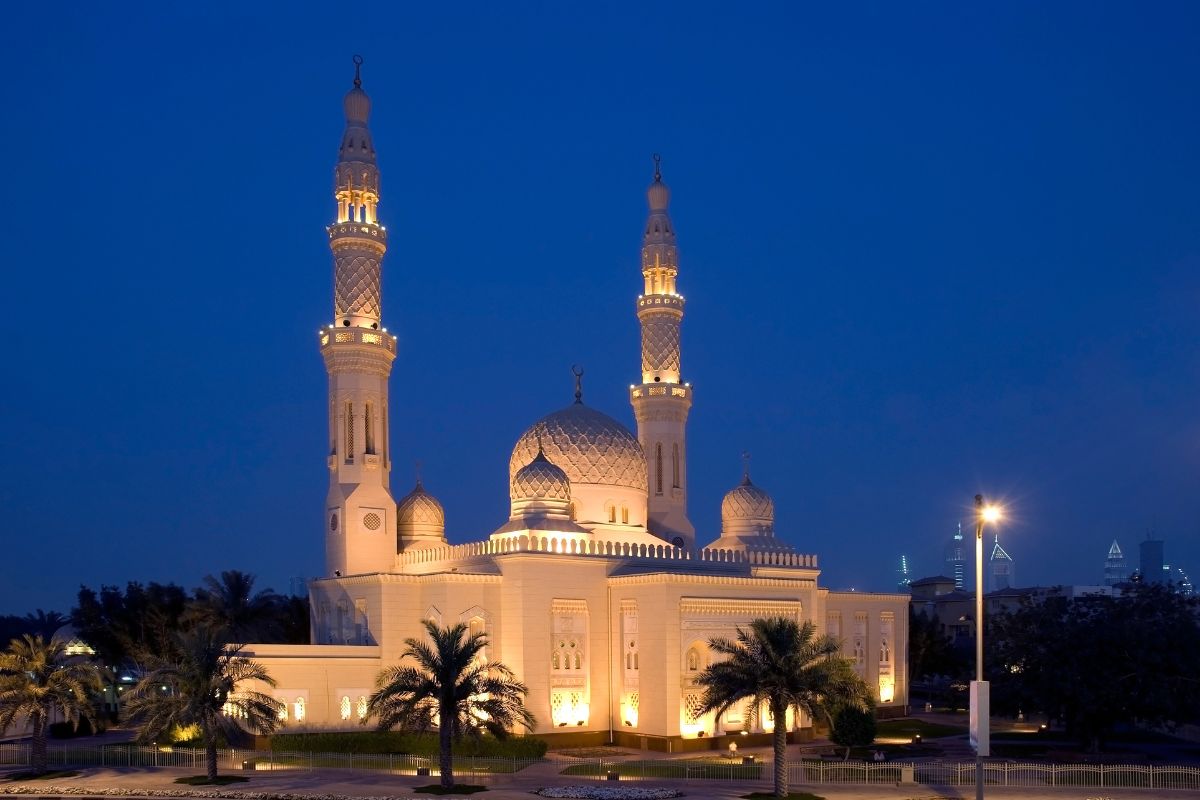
[0,764,1190,800]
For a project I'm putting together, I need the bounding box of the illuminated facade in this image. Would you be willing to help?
[246,64,909,748]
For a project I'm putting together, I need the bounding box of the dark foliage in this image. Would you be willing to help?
[987,582,1200,752]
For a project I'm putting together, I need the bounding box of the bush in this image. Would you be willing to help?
[269,731,547,759]
[830,705,876,757]
[48,716,104,739]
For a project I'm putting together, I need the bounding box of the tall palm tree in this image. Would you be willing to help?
[697,617,870,798]
[367,620,535,790]
[186,570,281,642]
[123,627,282,782]
[0,634,102,775]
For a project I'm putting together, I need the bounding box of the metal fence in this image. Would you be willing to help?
[788,759,1200,791]
[0,744,539,778]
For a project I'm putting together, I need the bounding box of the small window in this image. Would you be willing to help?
[621,506,629,525]
[607,504,616,524]
[340,696,351,721]
[294,697,306,722]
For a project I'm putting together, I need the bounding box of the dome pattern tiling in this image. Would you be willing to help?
[511,404,647,492]
[334,253,381,320]
[721,479,774,522]
[397,483,445,526]
[511,455,571,501]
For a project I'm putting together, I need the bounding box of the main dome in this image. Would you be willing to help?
[510,404,647,492]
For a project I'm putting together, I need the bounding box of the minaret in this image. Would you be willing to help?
[320,57,398,577]
[629,156,695,548]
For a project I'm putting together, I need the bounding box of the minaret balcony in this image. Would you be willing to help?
[630,383,692,402]
[319,328,397,353]
[636,294,685,313]
[327,221,389,244]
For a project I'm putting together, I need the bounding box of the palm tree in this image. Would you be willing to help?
[0,634,102,775]
[123,627,282,782]
[186,570,281,642]
[697,617,870,798]
[367,620,535,790]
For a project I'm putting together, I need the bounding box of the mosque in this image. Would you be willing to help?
[245,62,909,749]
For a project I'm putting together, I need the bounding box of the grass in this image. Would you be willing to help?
[413,785,488,795]
[561,757,762,779]
[742,793,826,800]
[3,769,81,781]
[245,753,529,773]
[875,718,967,739]
[174,775,251,785]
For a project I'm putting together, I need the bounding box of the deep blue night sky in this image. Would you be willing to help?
[2,2,1199,614]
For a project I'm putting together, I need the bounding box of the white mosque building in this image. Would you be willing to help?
[246,63,909,750]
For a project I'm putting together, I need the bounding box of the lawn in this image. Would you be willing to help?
[561,757,762,780]
[875,718,966,739]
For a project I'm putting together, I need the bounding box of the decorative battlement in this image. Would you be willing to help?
[396,534,818,571]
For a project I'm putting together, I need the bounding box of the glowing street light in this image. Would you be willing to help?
[972,494,1002,800]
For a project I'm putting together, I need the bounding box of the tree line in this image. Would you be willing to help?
[908,581,1200,752]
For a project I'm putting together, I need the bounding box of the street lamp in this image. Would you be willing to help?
[973,494,1002,800]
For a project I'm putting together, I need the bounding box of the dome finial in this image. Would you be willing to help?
[653,153,662,183]
[414,459,423,487]
[352,54,363,88]
[571,364,584,404]
[741,450,751,484]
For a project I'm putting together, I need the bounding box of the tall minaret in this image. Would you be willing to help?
[320,57,398,577]
[630,156,695,548]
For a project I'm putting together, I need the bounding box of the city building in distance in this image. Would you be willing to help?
[240,64,910,746]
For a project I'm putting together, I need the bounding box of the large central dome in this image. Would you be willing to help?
[510,404,647,492]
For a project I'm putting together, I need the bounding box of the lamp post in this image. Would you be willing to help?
[973,494,1001,800]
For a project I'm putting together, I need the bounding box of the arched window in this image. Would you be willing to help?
[552,651,560,670]
[607,504,616,524]
[357,696,369,720]
[621,506,629,525]
[345,402,354,460]
[655,444,664,495]
[686,648,699,671]
[672,443,680,488]
[880,638,890,663]
[294,697,306,722]
[574,652,582,670]
[277,700,289,722]
[365,402,374,454]
[340,696,351,721]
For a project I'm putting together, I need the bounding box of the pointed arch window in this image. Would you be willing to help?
[365,402,375,455]
[655,444,663,495]
[672,443,680,489]
[340,696,351,721]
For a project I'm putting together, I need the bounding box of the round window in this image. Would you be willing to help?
[363,512,382,531]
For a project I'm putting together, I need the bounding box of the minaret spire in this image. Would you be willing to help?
[630,155,695,548]
[320,57,399,577]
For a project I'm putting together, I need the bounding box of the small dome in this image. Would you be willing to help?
[647,177,670,211]
[397,480,444,527]
[721,474,775,532]
[512,448,571,502]
[344,87,371,124]
[511,404,646,492]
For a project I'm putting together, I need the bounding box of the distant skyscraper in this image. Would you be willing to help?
[1140,537,1165,585]
[897,555,912,591]
[1103,540,1127,586]
[989,533,1014,592]
[1169,565,1193,596]
[945,522,967,590]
